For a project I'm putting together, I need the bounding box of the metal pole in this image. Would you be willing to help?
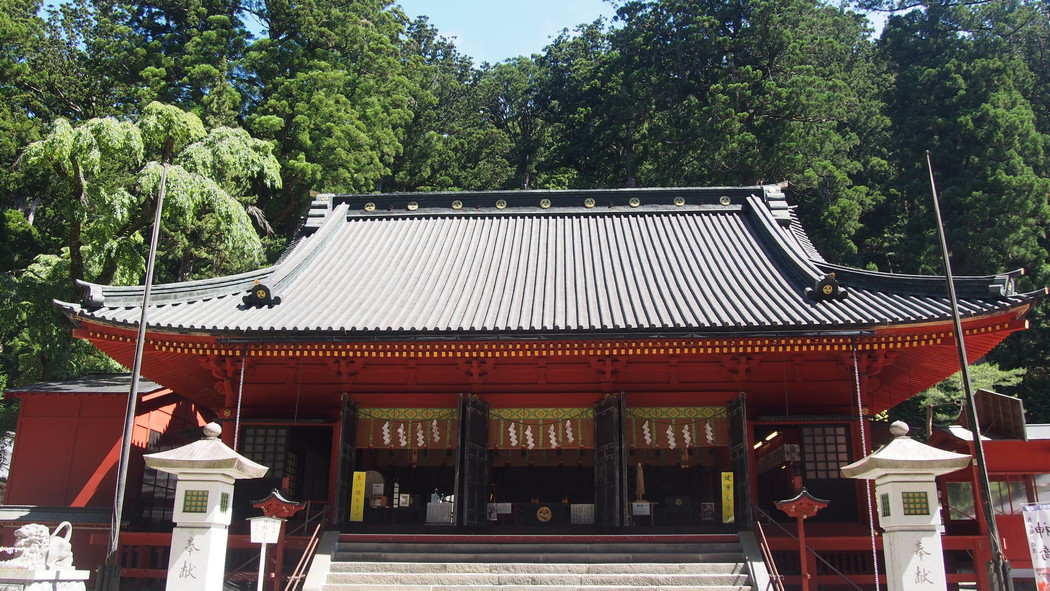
[98,163,169,590]
[257,542,268,591]
[926,151,1013,591]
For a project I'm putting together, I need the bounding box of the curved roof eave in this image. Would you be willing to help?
[69,200,353,311]
[62,297,1037,344]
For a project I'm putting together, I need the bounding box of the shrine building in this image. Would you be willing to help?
[42,186,1042,551]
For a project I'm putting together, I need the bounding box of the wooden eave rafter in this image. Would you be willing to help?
[72,310,1030,360]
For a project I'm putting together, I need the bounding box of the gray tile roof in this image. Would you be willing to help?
[56,186,1042,339]
[0,506,112,524]
[5,374,163,395]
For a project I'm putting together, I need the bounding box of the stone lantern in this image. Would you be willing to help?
[144,423,268,591]
[841,421,971,591]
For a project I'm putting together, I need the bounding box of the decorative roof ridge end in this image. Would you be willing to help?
[815,262,1033,300]
[61,202,352,312]
[68,265,276,311]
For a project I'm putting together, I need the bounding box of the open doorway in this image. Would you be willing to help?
[233,424,332,523]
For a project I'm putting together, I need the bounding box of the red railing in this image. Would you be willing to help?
[755,521,786,591]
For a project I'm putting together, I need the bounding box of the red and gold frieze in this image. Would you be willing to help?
[79,323,1023,359]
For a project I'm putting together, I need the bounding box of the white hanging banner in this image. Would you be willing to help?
[1022,502,1050,590]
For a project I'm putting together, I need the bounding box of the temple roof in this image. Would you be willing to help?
[56,186,1042,340]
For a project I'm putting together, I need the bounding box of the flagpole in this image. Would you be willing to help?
[926,151,1012,591]
[98,162,168,591]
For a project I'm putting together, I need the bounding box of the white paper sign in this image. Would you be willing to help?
[1022,503,1050,589]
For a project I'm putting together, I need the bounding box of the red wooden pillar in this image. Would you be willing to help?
[966,448,995,591]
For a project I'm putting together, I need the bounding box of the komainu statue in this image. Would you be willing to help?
[0,522,84,591]
[0,522,74,569]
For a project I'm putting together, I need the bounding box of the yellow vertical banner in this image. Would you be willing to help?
[350,471,367,522]
[721,471,734,524]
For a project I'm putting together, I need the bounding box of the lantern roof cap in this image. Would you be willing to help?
[841,421,971,479]
[143,422,268,478]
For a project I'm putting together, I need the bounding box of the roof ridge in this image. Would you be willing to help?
[817,262,1027,299]
[744,193,826,290]
[269,202,352,292]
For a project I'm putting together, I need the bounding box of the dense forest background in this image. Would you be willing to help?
[2,0,1049,430]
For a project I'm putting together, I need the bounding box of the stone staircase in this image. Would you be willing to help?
[308,534,757,591]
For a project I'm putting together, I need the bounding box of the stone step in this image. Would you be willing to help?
[332,551,743,563]
[325,571,751,585]
[333,541,743,564]
[329,562,747,575]
[320,586,752,591]
[335,541,742,554]
[315,536,755,591]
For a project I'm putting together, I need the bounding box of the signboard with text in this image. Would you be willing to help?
[350,471,366,522]
[721,472,734,524]
[1023,503,1050,591]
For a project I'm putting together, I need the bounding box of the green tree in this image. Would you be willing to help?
[3,102,279,390]
[887,362,1026,439]
[540,18,649,189]
[539,0,888,254]
[244,0,412,236]
[478,57,551,190]
[611,0,888,258]
[19,102,278,285]
[0,253,124,386]
[873,3,1050,277]
[381,16,511,192]
[865,0,1050,421]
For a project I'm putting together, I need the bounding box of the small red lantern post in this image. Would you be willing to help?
[251,489,306,591]
[775,488,829,591]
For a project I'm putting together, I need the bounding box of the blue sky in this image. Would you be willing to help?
[395,0,618,65]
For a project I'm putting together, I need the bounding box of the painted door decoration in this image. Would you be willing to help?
[333,395,357,524]
[594,393,628,527]
[455,395,489,526]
